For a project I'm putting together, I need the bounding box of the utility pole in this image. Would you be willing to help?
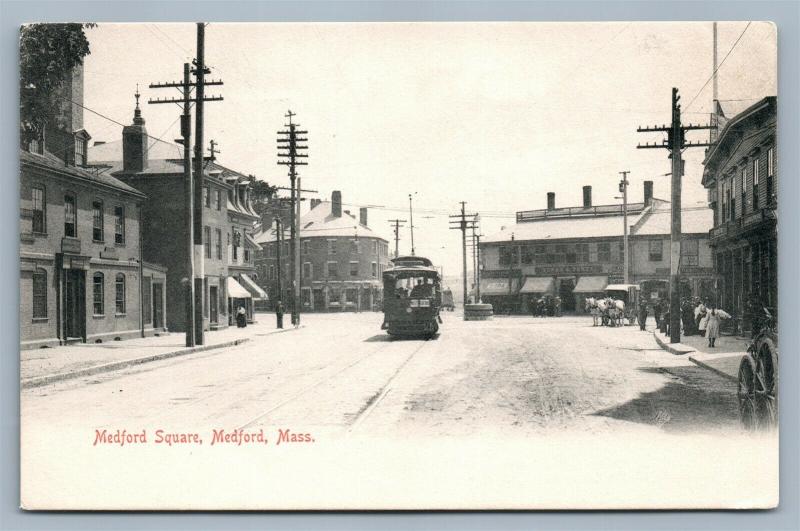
[208,139,220,162]
[449,202,478,314]
[409,193,416,256]
[637,88,712,343]
[277,110,308,327]
[387,219,407,258]
[619,171,630,284]
[275,217,283,307]
[149,49,223,345]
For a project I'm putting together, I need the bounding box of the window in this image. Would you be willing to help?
[93,273,104,315]
[204,226,211,258]
[499,246,513,266]
[565,244,577,264]
[92,201,104,241]
[681,239,699,267]
[753,158,760,210]
[725,181,733,221]
[302,240,310,255]
[233,230,240,261]
[64,193,77,237]
[244,249,251,263]
[328,239,336,255]
[303,262,313,279]
[114,205,125,244]
[534,245,546,263]
[351,239,360,254]
[327,261,338,278]
[597,242,611,262]
[345,288,358,304]
[204,186,210,208]
[521,245,534,264]
[349,261,359,277]
[215,189,221,210]
[373,241,378,254]
[269,265,276,280]
[75,136,86,165]
[648,240,663,262]
[32,269,47,319]
[31,186,46,234]
[767,148,774,205]
[576,243,589,263]
[115,273,126,314]
[371,262,378,277]
[215,228,222,260]
[741,169,747,215]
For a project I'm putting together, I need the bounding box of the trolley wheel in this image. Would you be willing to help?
[755,350,778,427]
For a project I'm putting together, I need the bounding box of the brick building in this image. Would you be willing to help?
[253,191,390,312]
[479,184,715,314]
[702,96,777,330]
[89,98,263,333]
[19,68,167,349]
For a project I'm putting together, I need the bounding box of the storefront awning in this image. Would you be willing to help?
[572,276,608,293]
[480,278,519,296]
[227,277,251,299]
[239,273,268,300]
[519,276,556,294]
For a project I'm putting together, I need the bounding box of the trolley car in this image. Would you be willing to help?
[381,256,442,337]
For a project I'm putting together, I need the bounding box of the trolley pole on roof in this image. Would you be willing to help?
[619,171,630,284]
[409,193,416,256]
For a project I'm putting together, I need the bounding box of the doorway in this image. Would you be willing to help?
[558,278,576,312]
[209,285,218,325]
[313,289,325,311]
[64,270,86,341]
[153,283,164,329]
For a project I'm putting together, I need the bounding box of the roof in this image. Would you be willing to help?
[703,97,776,184]
[484,200,713,243]
[631,204,713,236]
[253,200,388,243]
[89,139,181,162]
[20,149,145,197]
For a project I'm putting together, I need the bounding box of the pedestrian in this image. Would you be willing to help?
[554,296,562,317]
[275,300,284,329]
[704,304,731,348]
[638,301,648,331]
[236,306,247,328]
[695,299,707,337]
[681,298,695,336]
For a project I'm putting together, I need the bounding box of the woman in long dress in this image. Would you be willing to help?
[704,305,731,347]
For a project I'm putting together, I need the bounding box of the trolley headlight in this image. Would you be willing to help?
[406,307,413,313]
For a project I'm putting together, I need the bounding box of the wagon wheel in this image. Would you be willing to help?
[738,359,759,430]
[755,349,778,427]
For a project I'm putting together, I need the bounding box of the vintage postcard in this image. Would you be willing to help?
[19,22,778,509]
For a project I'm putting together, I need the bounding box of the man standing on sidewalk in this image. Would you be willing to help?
[638,300,648,331]
[275,301,284,329]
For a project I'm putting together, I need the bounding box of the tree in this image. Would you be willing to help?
[19,23,94,146]
[248,175,279,216]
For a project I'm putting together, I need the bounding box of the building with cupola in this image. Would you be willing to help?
[89,92,265,332]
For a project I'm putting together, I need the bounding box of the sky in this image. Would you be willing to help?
[82,22,776,283]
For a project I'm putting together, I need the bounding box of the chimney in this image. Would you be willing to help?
[122,89,148,172]
[360,207,368,227]
[546,192,555,211]
[332,190,342,217]
[644,180,653,206]
[311,198,321,209]
[582,186,592,208]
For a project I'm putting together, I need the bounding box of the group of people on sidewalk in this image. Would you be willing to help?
[637,297,731,347]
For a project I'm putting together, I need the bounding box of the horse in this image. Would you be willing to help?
[585,297,601,326]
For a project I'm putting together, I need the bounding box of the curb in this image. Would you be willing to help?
[652,331,695,355]
[687,355,739,383]
[21,338,251,390]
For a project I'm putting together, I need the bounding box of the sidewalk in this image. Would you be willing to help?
[651,327,749,382]
[21,315,295,389]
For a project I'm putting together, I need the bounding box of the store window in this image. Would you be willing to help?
[93,273,104,315]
